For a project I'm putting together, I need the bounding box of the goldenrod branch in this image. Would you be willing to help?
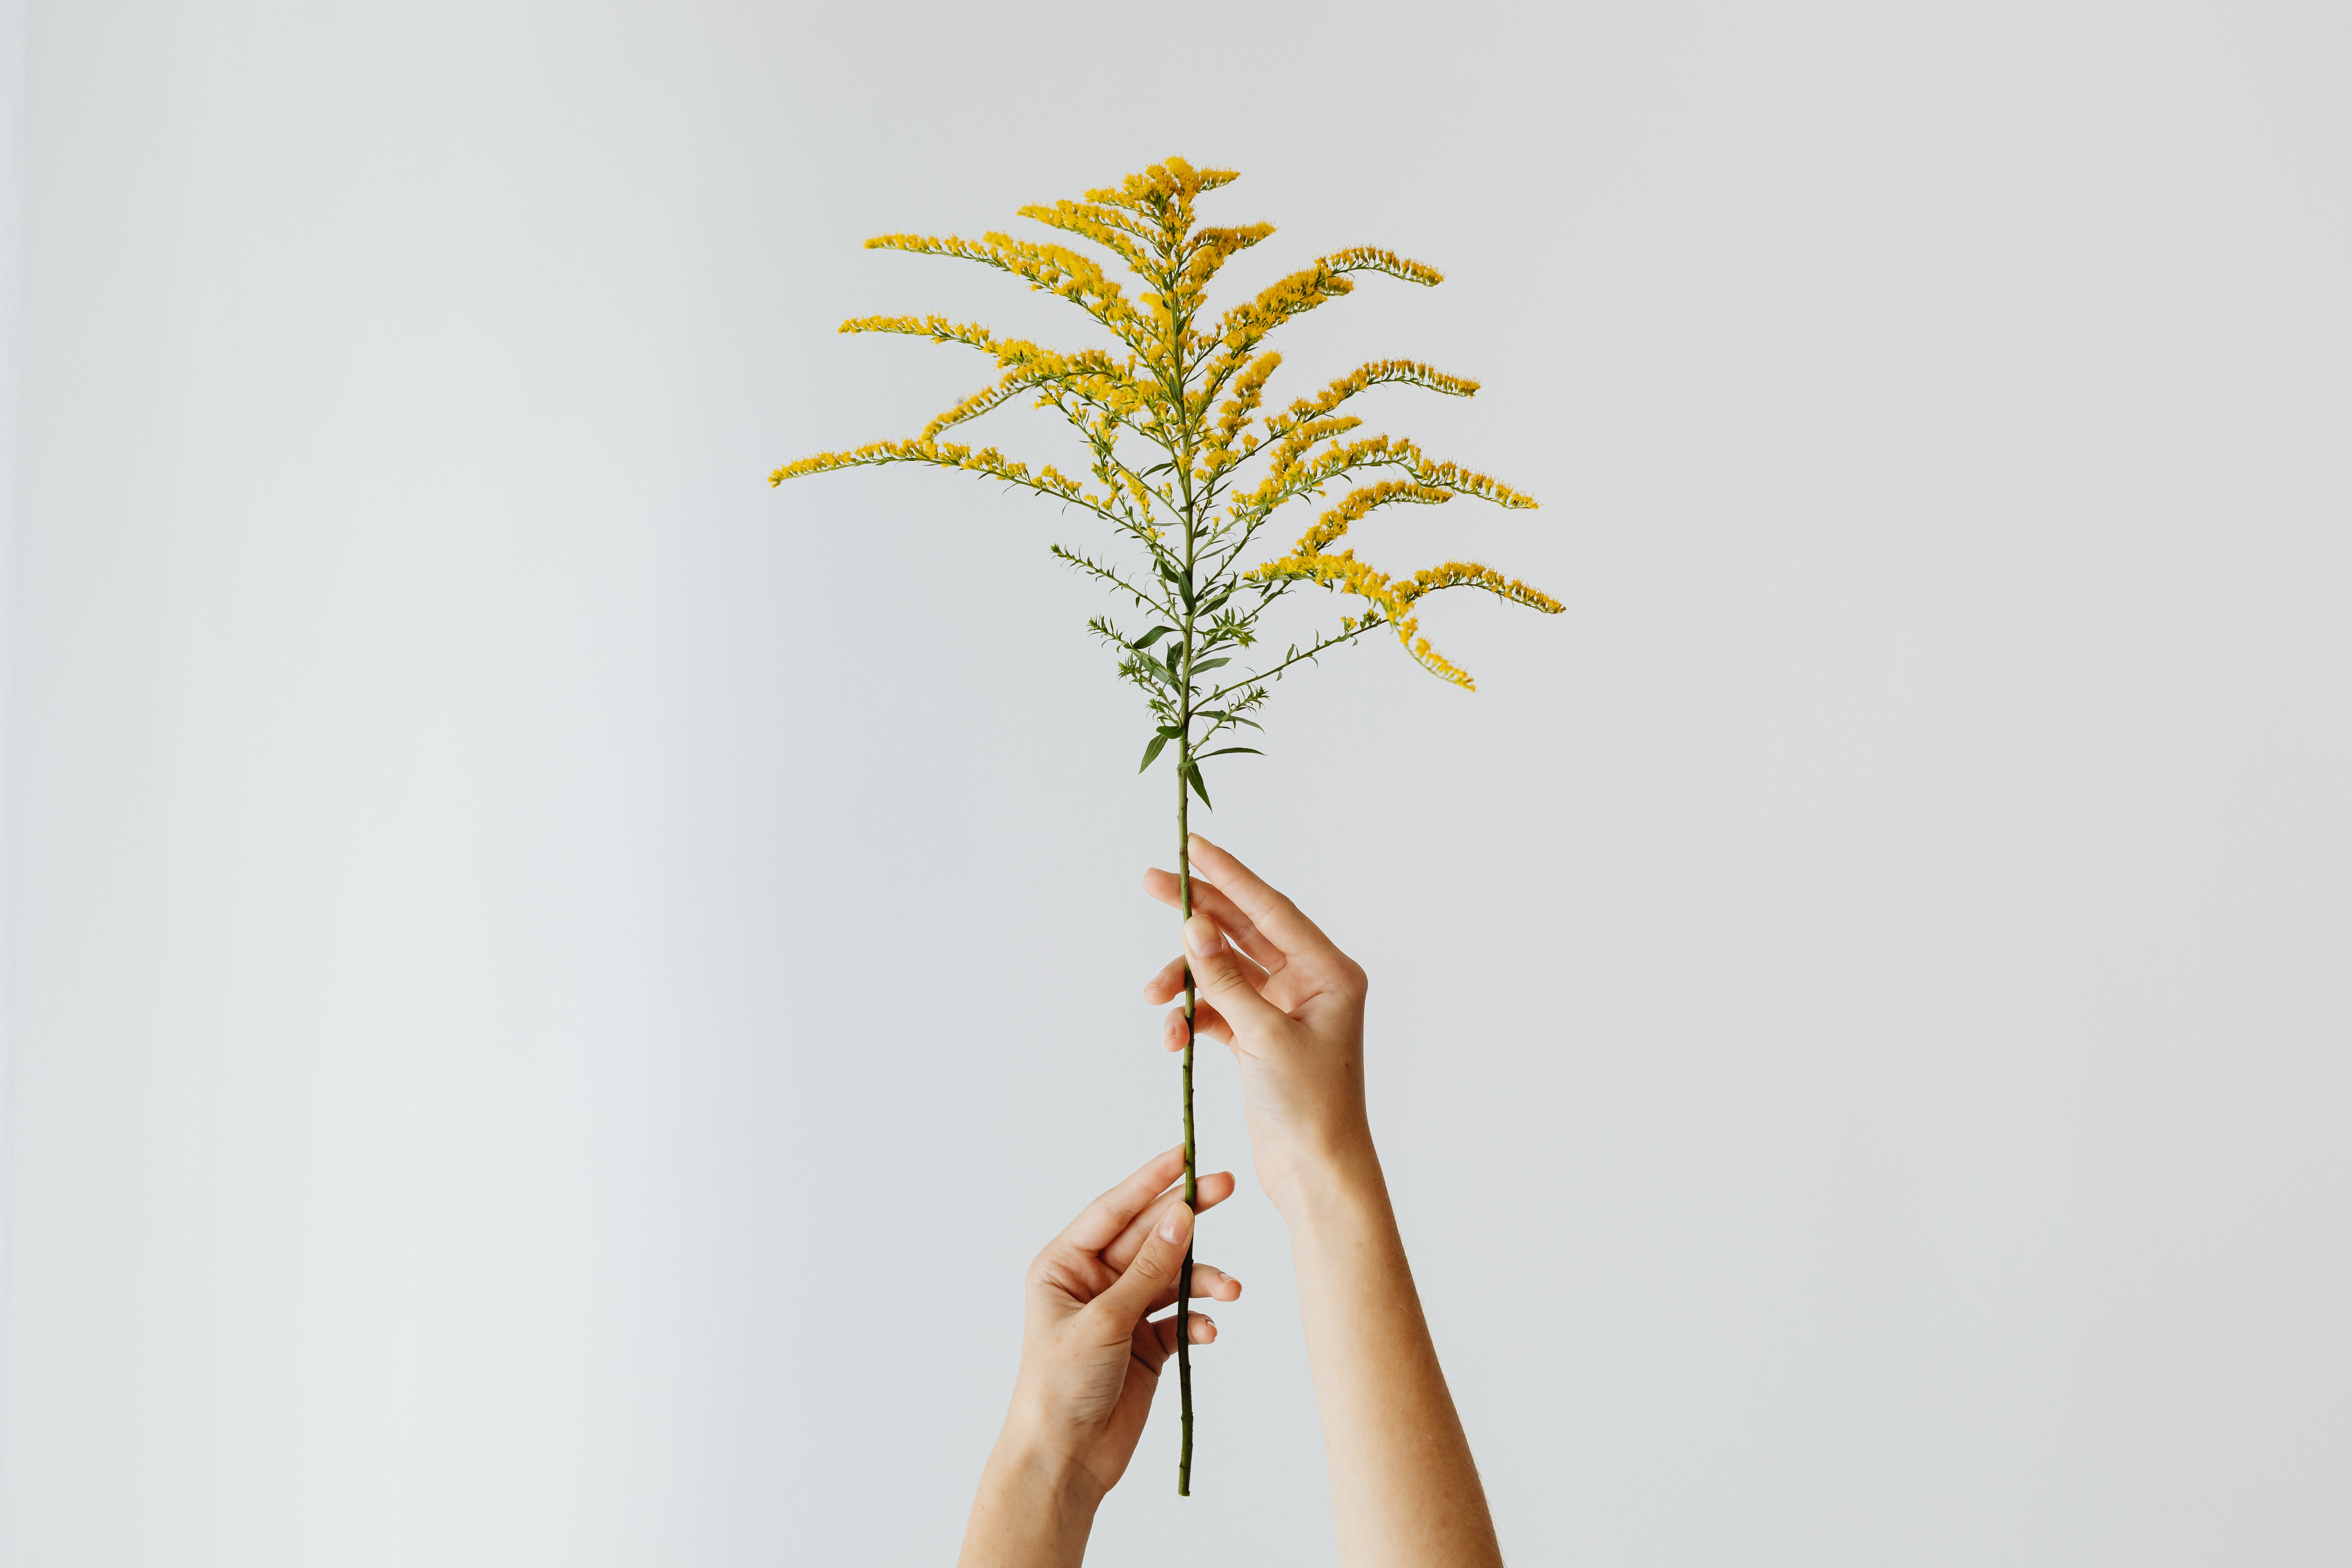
[1207,616,1389,702]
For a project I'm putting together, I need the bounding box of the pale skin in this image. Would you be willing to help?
[957,835,1503,1568]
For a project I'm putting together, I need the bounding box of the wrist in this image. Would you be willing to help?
[960,1421,1102,1568]
[989,1410,1108,1513]
[1265,1127,1387,1225]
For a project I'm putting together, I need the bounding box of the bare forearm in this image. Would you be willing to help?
[1148,839,1504,1562]
[1284,1146,1502,1568]
[956,1429,1100,1568]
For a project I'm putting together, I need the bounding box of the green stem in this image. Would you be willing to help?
[1201,615,1387,705]
[1175,724,1196,1498]
[1163,233,1203,1500]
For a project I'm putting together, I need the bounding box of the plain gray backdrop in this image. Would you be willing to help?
[4,1,2349,1564]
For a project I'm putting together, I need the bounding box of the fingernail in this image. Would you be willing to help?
[1158,1207,1185,1243]
[1184,916,1222,957]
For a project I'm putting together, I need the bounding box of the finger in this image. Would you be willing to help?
[1145,1261,1243,1311]
[1141,869,1289,976]
[1163,1001,1232,1051]
[1089,1197,1193,1332]
[1054,1146,1187,1254]
[1185,835,1344,966]
[1101,1171,1234,1271]
[1132,1308,1219,1374]
[1142,944,1266,1006]
[1184,914,1294,1039]
[1141,952,1188,1003]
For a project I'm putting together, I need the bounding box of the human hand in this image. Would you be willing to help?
[994,1147,1243,1505]
[1143,839,1505,1567]
[1143,835,1374,1215]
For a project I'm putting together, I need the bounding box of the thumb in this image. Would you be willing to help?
[1183,915,1289,1036]
[1089,1198,1193,1332]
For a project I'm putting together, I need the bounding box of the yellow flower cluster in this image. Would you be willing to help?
[776,156,1559,691]
[1066,158,1243,258]
[1179,224,1277,312]
[1293,479,1457,553]
[1200,351,1281,474]
[1089,157,1240,208]
[770,437,1092,506]
[866,230,1146,349]
[1248,551,1564,688]
[1017,199,1152,270]
[1210,249,1445,367]
[1262,360,1481,441]
[1241,431,1538,521]
[838,313,1155,439]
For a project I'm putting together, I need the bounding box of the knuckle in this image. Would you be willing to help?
[1312,955,1366,1000]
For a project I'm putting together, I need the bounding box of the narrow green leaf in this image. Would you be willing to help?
[1199,747,1263,760]
[1192,657,1231,674]
[1184,762,1214,809]
[1131,625,1176,650]
[1139,734,1170,773]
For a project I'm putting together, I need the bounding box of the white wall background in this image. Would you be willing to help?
[6,2,2349,1564]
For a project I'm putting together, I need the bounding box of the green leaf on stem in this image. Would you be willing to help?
[1185,762,1214,809]
[1140,734,1171,772]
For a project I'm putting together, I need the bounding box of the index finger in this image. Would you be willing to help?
[1185,834,1342,963]
[1101,1170,1236,1272]
[1056,1147,1188,1254]
[1141,869,1287,976]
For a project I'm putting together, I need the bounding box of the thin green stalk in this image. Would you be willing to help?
[1175,730,1196,1497]
[1170,235,1202,1499]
